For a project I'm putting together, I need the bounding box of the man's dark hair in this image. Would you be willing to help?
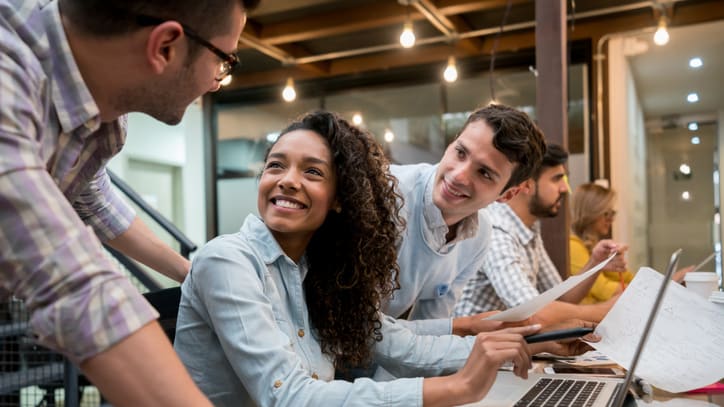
[59,0,260,39]
[458,104,546,191]
[533,143,568,180]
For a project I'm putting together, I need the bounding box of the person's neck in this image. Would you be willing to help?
[272,233,312,264]
[507,198,538,229]
[61,16,127,122]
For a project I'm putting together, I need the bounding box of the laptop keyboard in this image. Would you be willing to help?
[514,377,606,407]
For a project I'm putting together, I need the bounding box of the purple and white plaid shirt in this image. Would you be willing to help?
[0,0,157,363]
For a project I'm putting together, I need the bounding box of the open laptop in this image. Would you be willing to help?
[464,249,683,407]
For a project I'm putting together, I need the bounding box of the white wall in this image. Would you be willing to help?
[607,37,649,271]
[108,100,208,285]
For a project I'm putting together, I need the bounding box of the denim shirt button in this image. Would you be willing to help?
[297,328,305,337]
[274,380,283,388]
[311,373,319,380]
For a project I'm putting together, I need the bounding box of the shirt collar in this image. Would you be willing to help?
[241,215,307,275]
[44,0,102,135]
[490,202,538,244]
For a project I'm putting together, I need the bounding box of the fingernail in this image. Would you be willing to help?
[531,324,542,330]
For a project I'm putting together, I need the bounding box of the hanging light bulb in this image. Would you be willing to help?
[384,129,395,143]
[399,21,415,48]
[282,77,296,102]
[352,113,363,126]
[653,16,669,46]
[443,56,458,83]
[219,75,232,87]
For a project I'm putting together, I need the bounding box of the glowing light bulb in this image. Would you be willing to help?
[679,164,691,175]
[399,22,415,48]
[691,136,701,145]
[352,113,363,126]
[282,78,296,102]
[688,122,699,131]
[443,56,458,83]
[689,57,703,68]
[653,17,669,46]
[687,93,699,103]
[384,129,395,143]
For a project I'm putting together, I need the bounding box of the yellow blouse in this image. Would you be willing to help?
[569,234,634,304]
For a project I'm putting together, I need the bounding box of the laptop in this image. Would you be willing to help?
[463,249,683,407]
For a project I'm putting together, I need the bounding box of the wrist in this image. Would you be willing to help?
[451,316,470,336]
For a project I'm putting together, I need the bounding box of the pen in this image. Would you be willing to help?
[524,327,594,344]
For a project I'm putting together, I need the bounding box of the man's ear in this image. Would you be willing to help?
[145,21,184,74]
[497,179,529,203]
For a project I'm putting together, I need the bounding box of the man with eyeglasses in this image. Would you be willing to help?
[0,0,258,405]
[453,144,629,318]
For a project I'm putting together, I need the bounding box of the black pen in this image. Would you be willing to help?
[524,327,594,344]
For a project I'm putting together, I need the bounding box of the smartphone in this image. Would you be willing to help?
[544,364,624,376]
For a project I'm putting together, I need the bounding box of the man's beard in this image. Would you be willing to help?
[529,190,565,219]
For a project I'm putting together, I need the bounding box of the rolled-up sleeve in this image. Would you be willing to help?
[0,167,158,364]
[73,166,135,242]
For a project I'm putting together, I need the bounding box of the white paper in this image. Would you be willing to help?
[486,252,617,321]
[592,267,724,393]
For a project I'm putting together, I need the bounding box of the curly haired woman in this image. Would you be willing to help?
[173,111,550,407]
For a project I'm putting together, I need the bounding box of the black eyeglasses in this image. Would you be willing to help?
[135,15,239,81]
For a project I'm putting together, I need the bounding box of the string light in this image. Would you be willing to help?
[653,16,669,46]
[443,56,458,83]
[282,77,296,102]
[399,21,415,48]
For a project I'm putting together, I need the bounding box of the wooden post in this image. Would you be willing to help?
[536,0,570,278]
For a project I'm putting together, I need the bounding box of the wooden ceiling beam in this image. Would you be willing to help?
[225,0,723,91]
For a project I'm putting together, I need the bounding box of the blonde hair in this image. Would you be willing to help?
[571,183,616,251]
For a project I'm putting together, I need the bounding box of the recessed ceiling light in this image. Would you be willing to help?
[687,93,699,103]
[688,122,699,131]
[679,164,691,175]
[691,136,701,145]
[681,191,691,201]
[689,57,703,68]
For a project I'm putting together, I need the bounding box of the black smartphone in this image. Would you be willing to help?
[544,364,624,376]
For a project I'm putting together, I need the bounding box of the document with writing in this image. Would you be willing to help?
[592,267,724,393]
[486,252,617,322]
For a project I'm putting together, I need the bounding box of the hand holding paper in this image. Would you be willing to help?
[485,252,617,322]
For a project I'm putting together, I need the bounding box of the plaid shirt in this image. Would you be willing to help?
[0,0,157,363]
[454,202,562,315]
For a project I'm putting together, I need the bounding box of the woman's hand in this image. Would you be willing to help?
[454,325,539,403]
[591,240,628,272]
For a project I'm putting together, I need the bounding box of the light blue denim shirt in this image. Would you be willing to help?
[175,214,475,407]
[385,164,492,335]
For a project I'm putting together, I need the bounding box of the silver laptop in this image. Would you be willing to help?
[463,249,682,407]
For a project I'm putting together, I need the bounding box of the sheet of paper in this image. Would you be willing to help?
[592,267,724,393]
[486,252,617,321]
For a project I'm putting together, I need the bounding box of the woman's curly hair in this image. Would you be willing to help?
[273,110,404,370]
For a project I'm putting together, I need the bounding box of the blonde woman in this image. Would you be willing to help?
[570,183,634,304]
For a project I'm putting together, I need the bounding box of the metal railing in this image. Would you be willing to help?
[1,171,197,406]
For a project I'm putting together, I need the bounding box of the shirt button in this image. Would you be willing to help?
[273,380,283,388]
[298,329,305,337]
[311,373,319,380]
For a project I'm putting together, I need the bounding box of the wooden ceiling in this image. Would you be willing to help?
[222,0,724,93]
